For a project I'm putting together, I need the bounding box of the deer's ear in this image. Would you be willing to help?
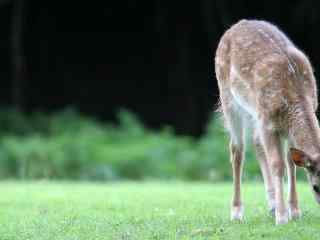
[290,148,311,167]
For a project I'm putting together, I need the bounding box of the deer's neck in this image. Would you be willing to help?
[289,102,320,156]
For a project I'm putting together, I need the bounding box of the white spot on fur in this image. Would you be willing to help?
[241,66,250,72]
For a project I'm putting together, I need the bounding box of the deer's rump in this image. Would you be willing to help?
[215,19,318,123]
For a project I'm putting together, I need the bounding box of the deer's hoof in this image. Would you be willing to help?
[289,207,301,220]
[275,212,289,225]
[231,205,244,221]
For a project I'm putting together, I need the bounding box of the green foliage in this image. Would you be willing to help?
[0,107,294,181]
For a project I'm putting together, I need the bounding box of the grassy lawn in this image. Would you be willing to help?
[0,181,319,239]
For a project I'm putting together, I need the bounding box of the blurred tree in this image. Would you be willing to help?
[11,0,27,110]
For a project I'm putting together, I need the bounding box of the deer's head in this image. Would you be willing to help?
[290,148,320,203]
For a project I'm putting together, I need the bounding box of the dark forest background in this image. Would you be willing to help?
[1,0,320,136]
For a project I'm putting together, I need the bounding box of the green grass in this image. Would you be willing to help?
[0,181,320,239]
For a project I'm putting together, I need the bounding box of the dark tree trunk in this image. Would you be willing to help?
[202,0,215,41]
[173,20,196,135]
[153,0,171,91]
[11,0,27,110]
[214,0,232,28]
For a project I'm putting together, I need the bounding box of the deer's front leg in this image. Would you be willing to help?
[286,150,301,219]
[259,125,288,225]
[253,132,275,215]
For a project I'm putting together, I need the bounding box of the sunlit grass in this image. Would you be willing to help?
[0,181,319,239]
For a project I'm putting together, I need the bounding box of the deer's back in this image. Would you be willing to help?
[215,19,317,122]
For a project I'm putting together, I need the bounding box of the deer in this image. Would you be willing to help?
[215,19,320,225]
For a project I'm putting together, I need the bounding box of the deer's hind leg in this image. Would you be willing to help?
[220,94,245,221]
